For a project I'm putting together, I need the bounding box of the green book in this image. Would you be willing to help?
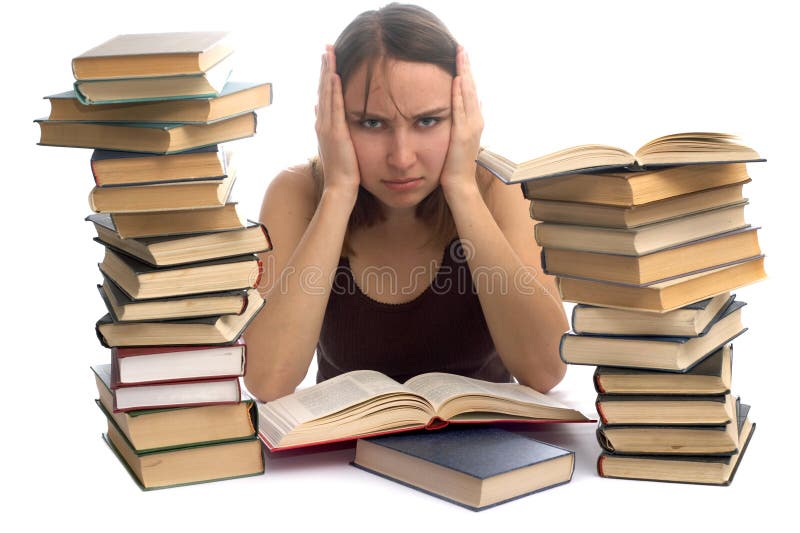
[103,423,264,490]
[35,111,256,154]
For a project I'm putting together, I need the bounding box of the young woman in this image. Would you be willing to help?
[244,3,569,402]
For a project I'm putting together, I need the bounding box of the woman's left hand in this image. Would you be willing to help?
[439,45,484,199]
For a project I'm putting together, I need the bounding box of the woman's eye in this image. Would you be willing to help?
[361,119,382,129]
[418,117,439,127]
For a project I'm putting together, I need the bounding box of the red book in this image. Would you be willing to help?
[91,364,241,413]
[256,370,592,452]
[111,337,246,386]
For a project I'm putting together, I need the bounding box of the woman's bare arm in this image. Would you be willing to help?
[244,47,361,402]
[243,170,355,402]
[440,48,567,393]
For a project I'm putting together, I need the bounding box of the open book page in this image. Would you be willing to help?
[403,372,577,413]
[261,370,413,429]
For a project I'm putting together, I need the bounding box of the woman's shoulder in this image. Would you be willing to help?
[259,162,320,224]
[267,162,318,201]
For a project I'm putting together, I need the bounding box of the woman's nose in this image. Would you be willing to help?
[387,129,417,171]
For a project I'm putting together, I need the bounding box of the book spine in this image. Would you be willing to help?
[253,258,264,288]
[238,293,249,315]
[570,305,581,334]
[539,247,550,275]
[110,348,121,388]
[593,369,606,393]
[90,158,101,186]
[558,333,569,365]
[596,427,614,453]
[595,400,608,425]
[259,223,273,252]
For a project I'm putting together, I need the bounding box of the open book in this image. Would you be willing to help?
[257,370,590,451]
[478,132,763,183]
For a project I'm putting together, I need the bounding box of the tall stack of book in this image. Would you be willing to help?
[478,133,766,485]
[36,32,273,489]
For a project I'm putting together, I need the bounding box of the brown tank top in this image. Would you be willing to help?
[316,237,513,384]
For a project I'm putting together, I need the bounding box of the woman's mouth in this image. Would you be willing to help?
[382,177,423,191]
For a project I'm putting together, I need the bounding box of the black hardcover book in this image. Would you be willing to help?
[98,248,262,300]
[352,426,574,511]
[95,288,265,348]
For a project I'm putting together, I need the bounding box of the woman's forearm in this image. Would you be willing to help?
[244,188,354,401]
[444,185,569,393]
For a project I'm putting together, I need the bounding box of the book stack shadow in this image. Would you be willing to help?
[36,32,273,489]
[525,156,766,485]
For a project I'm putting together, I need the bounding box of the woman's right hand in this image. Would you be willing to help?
[315,45,361,206]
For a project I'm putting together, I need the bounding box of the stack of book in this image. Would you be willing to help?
[478,132,766,485]
[36,32,273,489]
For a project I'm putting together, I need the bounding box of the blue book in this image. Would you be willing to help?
[46,81,272,124]
[352,427,574,511]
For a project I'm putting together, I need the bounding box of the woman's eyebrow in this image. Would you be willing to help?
[345,106,450,121]
[412,106,450,119]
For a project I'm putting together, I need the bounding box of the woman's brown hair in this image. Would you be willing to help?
[310,3,491,257]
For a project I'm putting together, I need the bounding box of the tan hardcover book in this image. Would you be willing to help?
[596,393,736,426]
[596,402,748,456]
[36,111,256,154]
[598,409,755,485]
[72,31,233,80]
[529,183,747,228]
[257,370,589,451]
[573,293,733,337]
[560,301,745,372]
[89,168,235,214]
[99,279,249,322]
[518,163,750,206]
[96,289,265,347]
[534,203,747,255]
[593,346,733,395]
[98,248,262,300]
[542,227,761,285]
[478,133,761,184]
[557,256,766,312]
[89,213,271,267]
[47,82,272,124]
[104,423,263,490]
[110,204,245,239]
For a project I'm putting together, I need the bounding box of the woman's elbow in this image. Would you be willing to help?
[243,368,302,403]
[516,356,567,394]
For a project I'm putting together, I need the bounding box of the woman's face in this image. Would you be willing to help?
[343,58,453,213]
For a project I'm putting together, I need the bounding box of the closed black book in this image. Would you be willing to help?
[352,427,574,511]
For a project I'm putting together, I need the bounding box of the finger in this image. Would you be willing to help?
[452,76,465,126]
[318,54,333,129]
[458,47,480,118]
[331,73,346,129]
[327,44,337,74]
[317,52,327,96]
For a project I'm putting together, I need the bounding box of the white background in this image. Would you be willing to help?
[4,0,796,530]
